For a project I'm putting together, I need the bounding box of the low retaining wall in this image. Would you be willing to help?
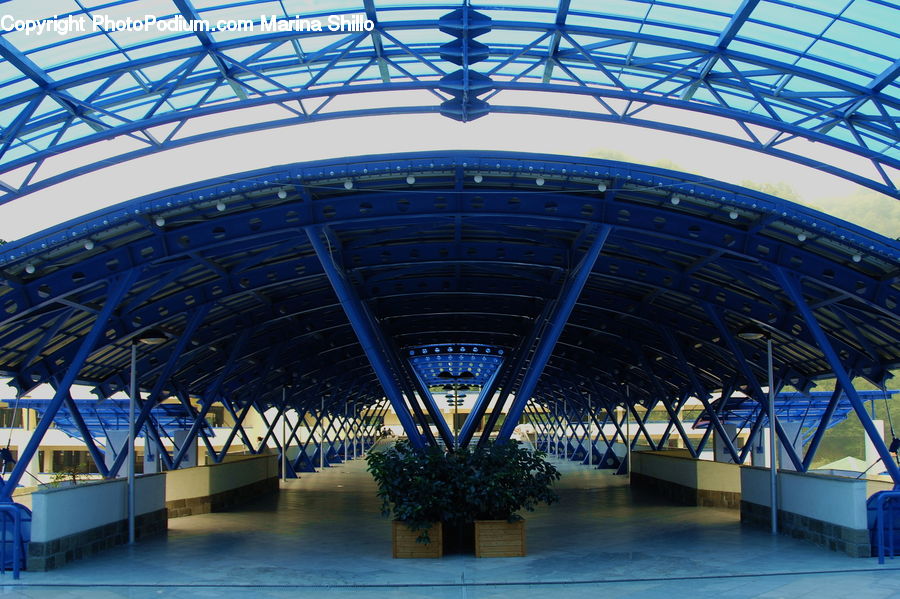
[740,467,870,557]
[165,453,278,517]
[28,473,166,571]
[631,451,741,509]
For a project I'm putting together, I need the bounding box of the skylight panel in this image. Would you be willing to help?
[646,4,728,34]
[796,56,870,87]
[808,40,888,78]
[642,24,716,45]
[124,34,198,59]
[478,8,555,25]
[727,39,800,66]
[826,19,900,65]
[754,1,834,33]
[738,21,815,53]
[568,0,649,19]
[842,0,900,30]
[6,0,82,23]
[0,81,39,103]
[279,0,365,14]
[199,1,284,24]
[35,34,119,73]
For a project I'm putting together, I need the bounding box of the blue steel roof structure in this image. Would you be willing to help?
[0,1,895,486]
[694,390,894,435]
[0,151,896,424]
[407,344,504,387]
[0,0,897,201]
[10,398,210,441]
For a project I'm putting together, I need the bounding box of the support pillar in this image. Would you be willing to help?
[105,430,129,475]
[173,430,197,468]
[496,225,610,442]
[864,420,886,471]
[714,424,739,464]
[306,227,425,448]
[778,422,803,472]
[751,427,769,467]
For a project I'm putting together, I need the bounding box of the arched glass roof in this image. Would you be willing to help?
[0,0,897,201]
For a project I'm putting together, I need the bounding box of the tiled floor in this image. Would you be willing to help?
[4,455,900,598]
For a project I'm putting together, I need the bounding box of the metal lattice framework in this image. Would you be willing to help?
[0,0,897,201]
[0,1,897,495]
[0,150,897,491]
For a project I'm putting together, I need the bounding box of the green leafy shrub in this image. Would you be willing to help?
[366,439,561,541]
[366,441,460,542]
[463,440,561,522]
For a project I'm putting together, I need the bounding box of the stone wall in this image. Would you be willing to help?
[165,453,278,518]
[741,500,870,557]
[630,451,742,509]
[631,471,740,508]
[166,477,278,517]
[28,509,166,571]
[27,473,167,572]
[740,467,870,557]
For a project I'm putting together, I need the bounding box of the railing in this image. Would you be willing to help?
[0,502,30,579]
[871,490,900,564]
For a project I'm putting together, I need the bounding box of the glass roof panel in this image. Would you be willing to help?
[809,39,890,78]
[566,13,642,32]
[0,0,894,200]
[641,24,716,45]
[645,4,730,33]
[479,8,556,24]
[568,0,648,19]
[842,0,900,29]
[827,19,899,63]
[738,21,816,53]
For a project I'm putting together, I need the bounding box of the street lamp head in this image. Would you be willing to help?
[459,371,475,379]
[133,328,168,345]
[737,323,768,341]
[437,371,453,379]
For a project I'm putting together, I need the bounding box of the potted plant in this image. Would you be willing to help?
[365,441,459,558]
[366,439,560,558]
[465,440,561,557]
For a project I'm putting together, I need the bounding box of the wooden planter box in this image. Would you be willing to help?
[392,521,443,558]
[474,519,526,557]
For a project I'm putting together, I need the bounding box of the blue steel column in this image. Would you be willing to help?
[58,387,111,478]
[774,266,900,484]
[801,385,845,470]
[1,270,138,499]
[408,367,455,447]
[110,305,211,476]
[172,329,250,468]
[305,226,425,448]
[704,307,803,470]
[478,300,557,447]
[662,324,742,463]
[457,364,501,447]
[497,225,611,442]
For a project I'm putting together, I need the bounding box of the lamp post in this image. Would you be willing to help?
[438,371,475,448]
[129,328,167,545]
[624,385,630,480]
[281,386,287,483]
[738,324,777,535]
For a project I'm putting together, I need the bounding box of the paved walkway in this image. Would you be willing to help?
[5,456,900,598]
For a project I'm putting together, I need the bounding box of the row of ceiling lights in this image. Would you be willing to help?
[18,173,866,274]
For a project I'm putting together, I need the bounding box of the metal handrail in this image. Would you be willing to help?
[0,502,29,579]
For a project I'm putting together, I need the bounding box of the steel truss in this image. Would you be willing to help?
[0,151,896,493]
